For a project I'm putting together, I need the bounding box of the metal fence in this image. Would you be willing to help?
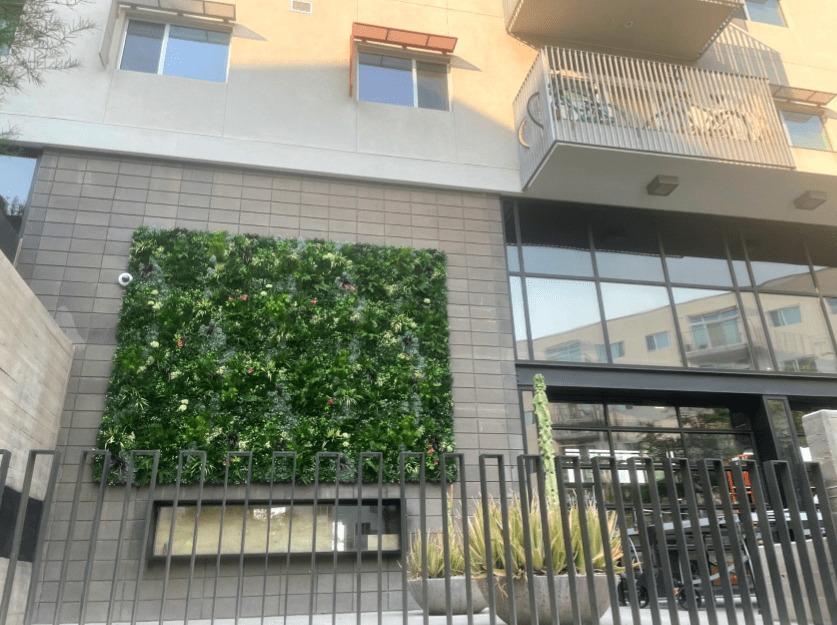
[514,47,795,188]
[1,449,836,625]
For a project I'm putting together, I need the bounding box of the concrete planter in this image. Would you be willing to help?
[407,577,488,615]
[477,574,612,625]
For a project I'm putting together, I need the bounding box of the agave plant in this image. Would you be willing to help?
[406,488,468,579]
[468,496,623,578]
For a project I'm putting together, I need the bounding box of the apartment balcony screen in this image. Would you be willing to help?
[506,201,837,374]
[514,48,794,189]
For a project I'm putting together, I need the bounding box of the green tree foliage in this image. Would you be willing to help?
[97,228,454,485]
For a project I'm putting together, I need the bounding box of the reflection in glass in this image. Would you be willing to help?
[660,218,733,287]
[416,61,448,111]
[611,430,684,463]
[679,407,733,430]
[518,205,593,277]
[163,26,230,83]
[0,154,37,258]
[725,233,751,287]
[153,502,400,556]
[672,288,751,369]
[549,402,606,428]
[592,219,664,282]
[760,293,837,373]
[526,278,605,362]
[522,245,593,277]
[120,21,165,74]
[609,405,677,429]
[746,232,815,293]
[553,430,610,460]
[600,283,681,366]
[739,292,773,370]
[768,399,800,463]
[507,246,520,272]
[509,277,529,358]
[683,433,750,463]
[358,53,414,107]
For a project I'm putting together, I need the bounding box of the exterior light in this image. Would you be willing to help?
[793,190,827,210]
[646,175,679,196]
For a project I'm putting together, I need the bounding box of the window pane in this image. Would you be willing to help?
[782,111,831,151]
[358,53,414,107]
[672,288,753,370]
[745,0,786,27]
[0,154,37,239]
[739,292,773,370]
[121,21,165,74]
[552,430,611,459]
[683,433,751,463]
[519,204,593,277]
[549,402,606,428]
[509,277,529,359]
[592,215,664,282]
[611,430,684,463]
[507,246,520,272]
[646,331,670,352]
[760,293,837,373]
[679,407,734,430]
[416,61,447,111]
[609,404,678,429]
[745,229,816,293]
[725,233,752,287]
[526,278,605,362]
[600,283,681,366]
[659,216,733,287]
[163,25,229,82]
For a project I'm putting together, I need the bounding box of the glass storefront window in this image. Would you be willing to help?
[611,430,685,463]
[660,217,733,288]
[760,293,837,373]
[526,278,605,362]
[745,229,816,293]
[0,153,38,262]
[592,213,664,282]
[600,283,682,366]
[518,204,593,277]
[679,406,733,430]
[608,404,678,428]
[682,433,750,463]
[739,292,773,370]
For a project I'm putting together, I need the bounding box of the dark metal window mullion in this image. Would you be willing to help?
[723,229,759,370]
[740,229,781,371]
[588,223,613,364]
[657,229,689,368]
[805,243,837,367]
[513,201,536,361]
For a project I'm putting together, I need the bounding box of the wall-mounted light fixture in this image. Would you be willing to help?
[793,190,827,210]
[646,175,679,196]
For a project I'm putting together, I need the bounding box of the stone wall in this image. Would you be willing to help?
[15,149,522,621]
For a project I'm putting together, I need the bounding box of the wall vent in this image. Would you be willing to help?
[291,0,312,13]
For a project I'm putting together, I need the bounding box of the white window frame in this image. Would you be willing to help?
[778,107,833,152]
[117,15,232,83]
[646,331,670,352]
[355,43,451,112]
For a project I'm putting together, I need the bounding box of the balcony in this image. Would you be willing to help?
[515,48,794,190]
[502,0,743,60]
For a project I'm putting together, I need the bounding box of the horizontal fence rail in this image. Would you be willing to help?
[1,449,836,624]
[514,48,795,188]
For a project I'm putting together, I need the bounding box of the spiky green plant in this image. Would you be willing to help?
[532,374,560,509]
[406,488,467,578]
[467,496,622,578]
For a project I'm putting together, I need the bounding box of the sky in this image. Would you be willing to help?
[0,154,38,205]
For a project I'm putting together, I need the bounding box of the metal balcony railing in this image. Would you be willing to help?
[514,48,795,189]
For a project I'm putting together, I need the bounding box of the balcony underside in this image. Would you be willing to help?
[506,0,739,60]
[522,142,837,224]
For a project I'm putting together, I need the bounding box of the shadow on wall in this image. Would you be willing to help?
[704,22,789,85]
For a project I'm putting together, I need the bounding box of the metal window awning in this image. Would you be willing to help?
[771,84,837,106]
[99,0,235,67]
[349,22,457,95]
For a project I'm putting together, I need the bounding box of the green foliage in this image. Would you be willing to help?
[468,497,623,578]
[532,374,559,509]
[97,228,454,485]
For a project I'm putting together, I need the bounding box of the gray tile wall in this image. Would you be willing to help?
[17,149,523,621]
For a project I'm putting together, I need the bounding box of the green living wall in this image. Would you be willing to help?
[98,228,453,484]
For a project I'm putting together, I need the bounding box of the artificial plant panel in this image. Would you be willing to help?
[98,228,453,484]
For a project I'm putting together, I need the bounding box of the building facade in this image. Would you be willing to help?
[2,0,837,620]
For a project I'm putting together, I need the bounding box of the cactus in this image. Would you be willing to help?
[533,374,560,509]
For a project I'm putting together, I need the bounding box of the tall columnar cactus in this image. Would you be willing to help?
[533,374,560,509]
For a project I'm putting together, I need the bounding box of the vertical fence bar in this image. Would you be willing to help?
[234,452,254,625]
[22,450,61,625]
[766,461,824,624]
[129,451,160,625]
[183,452,208,625]
[331,454,344,625]
[78,451,111,625]
[611,458,643,625]
[696,460,740,625]
[355,452,383,625]
[627,458,663,625]
[440,454,454,625]
[569,456,601,625]
[661,459,701,625]
[278,452,298,625]
[399,452,427,625]
[530,454,558,625]
[160,452,191,625]
[555,456,581,625]
[209,453,235,624]
[735,459,789,624]
[643,458,682,625]
[591,458,622,625]
[515,456,544,625]
[805,462,837,622]
[452,454,475,625]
